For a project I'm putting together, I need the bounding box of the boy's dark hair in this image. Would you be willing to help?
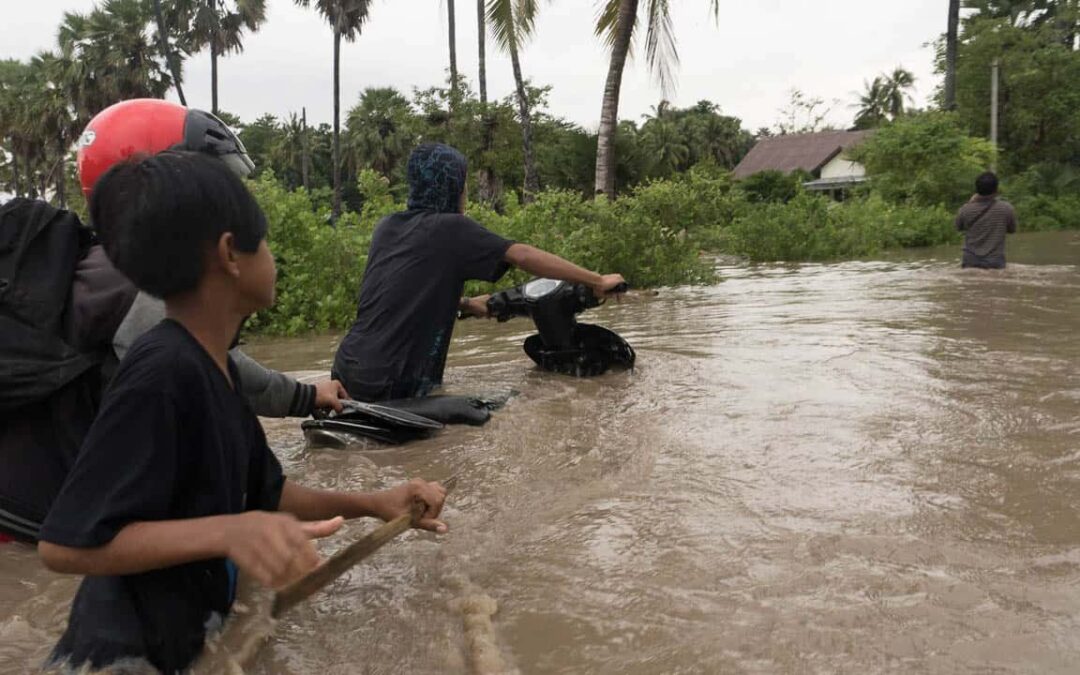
[975,171,999,196]
[90,151,267,298]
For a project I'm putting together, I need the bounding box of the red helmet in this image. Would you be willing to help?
[77,99,255,200]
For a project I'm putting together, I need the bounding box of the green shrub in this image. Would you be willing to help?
[1003,163,1080,230]
[245,172,715,336]
[246,176,373,336]
[722,193,957,262]
[851,111,997,208]
[467,189,716,294]
[737,169,812,204]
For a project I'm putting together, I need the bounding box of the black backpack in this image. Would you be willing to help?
[0,198,96,411]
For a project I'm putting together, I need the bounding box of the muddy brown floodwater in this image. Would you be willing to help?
[2,231,1079,674]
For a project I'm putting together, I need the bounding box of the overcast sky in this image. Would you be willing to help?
[8,0,948,132]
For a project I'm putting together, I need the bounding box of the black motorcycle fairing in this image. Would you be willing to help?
[523,323,635,377]
[378,394,511,426]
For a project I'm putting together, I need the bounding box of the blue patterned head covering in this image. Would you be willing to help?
[406,143,468,213]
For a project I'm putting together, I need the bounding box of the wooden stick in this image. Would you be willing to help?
[271,500,425,618]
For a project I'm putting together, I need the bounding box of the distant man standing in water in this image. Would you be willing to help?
[955,171,1017,269]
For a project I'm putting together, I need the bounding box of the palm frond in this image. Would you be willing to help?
[486,0,518,52]
[594,0,621,48]
[644,0,678,94]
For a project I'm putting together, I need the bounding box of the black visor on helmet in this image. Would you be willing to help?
[181,109,255,178]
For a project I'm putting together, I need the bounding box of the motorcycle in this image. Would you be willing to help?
[302,279,634,447]
[483,278,634,377]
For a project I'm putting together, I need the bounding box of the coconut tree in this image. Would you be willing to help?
[173,0,267,114]
[294,0,373,223]
[945,0,961,109]
[853,68,915,128]
[593,0,720,199]
[881,67,916,118]
[853,77,888,129]
[487,0,542,201]
[638,101,688,176]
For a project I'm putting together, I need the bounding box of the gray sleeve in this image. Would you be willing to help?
[1006,204,1017,234]
[230,348,316,418]
[113,292,166,362]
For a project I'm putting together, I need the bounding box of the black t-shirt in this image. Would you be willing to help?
[334,210,513,401]
[39,319,285,674]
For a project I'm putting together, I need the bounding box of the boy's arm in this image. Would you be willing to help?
[40,512,343,589]
[39,516,235,576]
[231,349,349,416]
[278,479,448,533]
[503,243,625,297]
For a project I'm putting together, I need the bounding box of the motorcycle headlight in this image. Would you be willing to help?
[523,278,564,301]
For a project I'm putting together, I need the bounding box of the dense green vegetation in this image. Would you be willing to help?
[3,0,1079,336]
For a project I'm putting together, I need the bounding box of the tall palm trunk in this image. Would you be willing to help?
[594,0,637,199]
[301,106,311,193]
[56,137,67,209]
[448,0,458,99]
[945,0,960,110]
[477,0,487,104]
[26,152,36,199]
[211,42,219,114]
[476,0,496,205]
[11,138,21,197]
[331,17,342,223]
[509,39,538,201]
[153,0,186,105]
[209,0,220,114]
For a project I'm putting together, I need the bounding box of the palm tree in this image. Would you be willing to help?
[271,113,311,190]
[345,87,415,179]
[881,67,915,118]
[853,68,915,128]
[295,0,372,223]
[57,1,173,125]
[0,59,29,197]
[487,0,541,201]
[853,77,887,129]
[593,0,720,199]
[945,0,960,109]
[27,52,81,207]
[175,0,267,114]
[639,101,688,176]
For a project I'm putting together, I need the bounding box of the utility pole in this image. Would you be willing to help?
[990,58,1000,169]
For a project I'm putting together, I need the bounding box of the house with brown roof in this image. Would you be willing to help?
[733,130,872,197]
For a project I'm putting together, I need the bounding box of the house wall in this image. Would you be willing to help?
[820,155,866,180]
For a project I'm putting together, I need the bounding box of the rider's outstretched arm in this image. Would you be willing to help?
[503,244,624,296]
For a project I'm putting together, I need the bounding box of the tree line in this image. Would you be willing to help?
[2,0,1079,218]
[0,0,727,219]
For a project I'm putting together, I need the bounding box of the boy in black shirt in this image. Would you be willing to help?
[38,151,447,673]
[334,142,626,401]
